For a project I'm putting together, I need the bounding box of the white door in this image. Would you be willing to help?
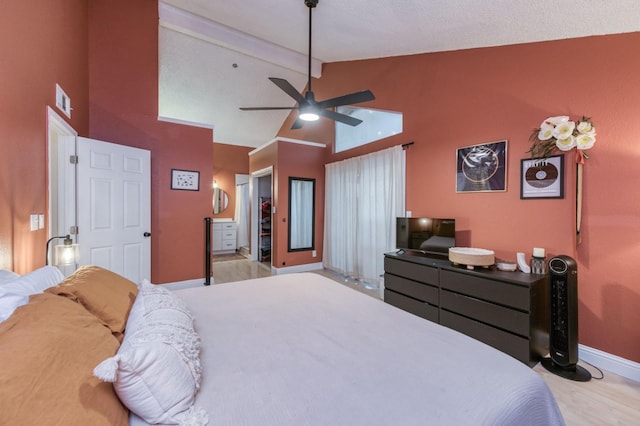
[77,137,151,283]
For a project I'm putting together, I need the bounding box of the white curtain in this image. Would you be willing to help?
[324,145,405,286]
[234,183,250,249]
[324,156,359,278]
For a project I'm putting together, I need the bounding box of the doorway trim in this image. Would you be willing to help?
[46,107,78,275]
[250,166,273,262]
[47,106,77,235]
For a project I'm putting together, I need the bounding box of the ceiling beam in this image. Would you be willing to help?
[159,1,322,78]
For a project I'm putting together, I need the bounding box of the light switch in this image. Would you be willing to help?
[38,214,45,229]
[30,215,39,231]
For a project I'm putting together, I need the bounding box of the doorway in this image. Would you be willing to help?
[250,167,272,266]
[234,174,250,257]
[47,112,151,282]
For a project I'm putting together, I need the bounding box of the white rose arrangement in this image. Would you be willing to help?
[528,115,596,163]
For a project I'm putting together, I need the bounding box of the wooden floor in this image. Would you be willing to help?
[212,257,640,425]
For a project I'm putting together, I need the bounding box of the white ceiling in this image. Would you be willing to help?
[158,0,640,147]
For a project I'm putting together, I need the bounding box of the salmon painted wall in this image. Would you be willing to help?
[212,143,252,220]
[248,140,325,269]
[0,0,89,273]
[88,0,214,283]
[273,141,325,269]
[278,33,640,363]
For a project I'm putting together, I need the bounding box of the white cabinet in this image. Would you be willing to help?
[213,221,237,254]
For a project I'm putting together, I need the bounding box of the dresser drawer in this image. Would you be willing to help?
[441,290,529,337]
[384,289,438,323]
[440,269,530,311]
[441,310,532,365]
[221,240,236,250]
[222,230,236,240]
[221,222,236,230]
[384,273,438,305]
[384,257,438,286]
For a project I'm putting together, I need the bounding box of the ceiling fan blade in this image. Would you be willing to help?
[318,109,363,126]
[290,118,305,130]
[243,2,373,130]
[269,77,306,104]
[239,106,298,111]
[316,90,375,109]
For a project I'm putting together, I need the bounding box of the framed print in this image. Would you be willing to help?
[171,169,200,191]
[520,155,564,199]
[456,140,507,193]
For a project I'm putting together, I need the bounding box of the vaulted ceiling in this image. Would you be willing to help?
[158,0,640,147]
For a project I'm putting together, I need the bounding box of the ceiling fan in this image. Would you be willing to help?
[239,0,375,129]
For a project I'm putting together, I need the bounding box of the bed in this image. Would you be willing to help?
[0,266,565,425]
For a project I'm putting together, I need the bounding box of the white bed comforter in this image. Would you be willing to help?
[160,273,564,425]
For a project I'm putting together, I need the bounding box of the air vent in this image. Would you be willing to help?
[56,84,71,118]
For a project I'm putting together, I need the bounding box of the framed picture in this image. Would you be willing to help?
[456,140,507,193]
[171,169,200,191]
[520,155,564,199]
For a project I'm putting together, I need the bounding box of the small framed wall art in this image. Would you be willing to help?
[171,169,200,191]
[456,140,507,193]
[520,155,564,199]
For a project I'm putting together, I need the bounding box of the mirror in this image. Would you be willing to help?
[288,177,315,251]
[213,187,229,214]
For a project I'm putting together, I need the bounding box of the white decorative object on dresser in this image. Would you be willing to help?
[212,220,237,254]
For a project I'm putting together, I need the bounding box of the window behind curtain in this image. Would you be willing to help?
[335,107,403,153]
[323,145,405,286]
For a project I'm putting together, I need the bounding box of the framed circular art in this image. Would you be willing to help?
[456,140,507,193]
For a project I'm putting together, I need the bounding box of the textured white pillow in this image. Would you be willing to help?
[125,279,194,336]
[124,281,147,336]
[95,280,207,425]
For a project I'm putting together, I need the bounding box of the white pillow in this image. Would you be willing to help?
[95,280,207,425]
[0,266,64,297]
[0,292,29,322]
[0,266,64,322]
[0,270,20,284]
[124,281,147,336]
[125,279,194,337]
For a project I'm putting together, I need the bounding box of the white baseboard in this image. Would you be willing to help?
[272,262,323,275]
[162,277,211,290]
[579,344,640,382]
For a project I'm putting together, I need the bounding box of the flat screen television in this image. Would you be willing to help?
[396,217,456,258]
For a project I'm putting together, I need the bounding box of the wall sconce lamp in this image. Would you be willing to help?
[46,235,79,266]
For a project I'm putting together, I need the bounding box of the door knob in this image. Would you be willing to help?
[143,232,151,237]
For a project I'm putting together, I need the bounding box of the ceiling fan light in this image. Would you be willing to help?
[299,110,319,121]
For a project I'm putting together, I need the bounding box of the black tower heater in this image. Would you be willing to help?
[541,255,591,381]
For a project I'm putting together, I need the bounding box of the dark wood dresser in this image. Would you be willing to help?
[384,252,549,366]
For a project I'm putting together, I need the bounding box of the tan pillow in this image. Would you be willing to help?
[0,293,128,425]
[46,265,138,341]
